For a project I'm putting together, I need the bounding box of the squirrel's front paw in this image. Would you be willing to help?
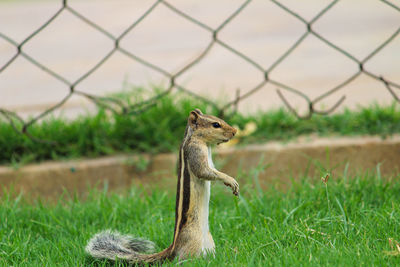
[223,177,239,196]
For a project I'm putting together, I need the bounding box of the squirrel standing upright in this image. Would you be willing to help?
[86,108,239,264]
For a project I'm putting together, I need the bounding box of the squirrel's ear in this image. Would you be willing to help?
[193,108,203,115]
[189,110,199,126]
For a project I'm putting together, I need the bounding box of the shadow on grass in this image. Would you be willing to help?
[84,255,168,267]
[84,255,131,267]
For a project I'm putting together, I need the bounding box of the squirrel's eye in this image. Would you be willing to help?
[212,122,221,128]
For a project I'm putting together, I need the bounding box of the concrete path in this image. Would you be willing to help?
[0,0,399,118]
[1,135,399,199]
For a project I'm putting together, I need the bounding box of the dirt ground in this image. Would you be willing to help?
[1,0,399,118]
[1,135,399,200]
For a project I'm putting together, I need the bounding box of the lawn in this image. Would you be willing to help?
[1,88,400,166]
[1,166,400,266]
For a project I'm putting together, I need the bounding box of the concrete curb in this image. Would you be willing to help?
[1,136,399,199]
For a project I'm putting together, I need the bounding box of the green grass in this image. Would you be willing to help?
[1,89,400,165]
[1,167,400,266]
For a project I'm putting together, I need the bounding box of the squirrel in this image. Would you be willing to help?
[86,108,239,264]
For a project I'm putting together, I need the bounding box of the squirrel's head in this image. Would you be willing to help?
[187,108,237,145]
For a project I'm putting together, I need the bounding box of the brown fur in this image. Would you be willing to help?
[86,108,239,264]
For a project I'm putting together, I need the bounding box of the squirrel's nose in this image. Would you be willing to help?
[232,128,237,136]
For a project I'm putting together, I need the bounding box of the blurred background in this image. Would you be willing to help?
[2,2,400,264]
[1,0,399,121]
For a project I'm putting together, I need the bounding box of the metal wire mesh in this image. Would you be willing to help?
[1,0,399,141]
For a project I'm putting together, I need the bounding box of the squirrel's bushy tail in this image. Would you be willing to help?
[86,230,171,264]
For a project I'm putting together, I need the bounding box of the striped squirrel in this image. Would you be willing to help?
[86,108,238,264]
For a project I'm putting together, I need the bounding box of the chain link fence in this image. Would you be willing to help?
[1,0,399,142]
